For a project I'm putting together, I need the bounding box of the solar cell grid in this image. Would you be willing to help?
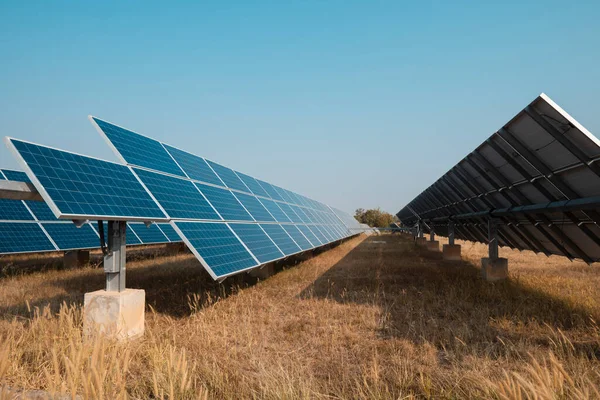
[173,221,258,278]
[256,180,284,201]
[205,160,250,193]
[232,192,276,222]
[25,201,56,221]
[288,205,311,224]
[7,139,167,220]
[0,199,35,221]
[259,224,301,255]
[235,172,271,198]
[157,223,181,242]
[133,168,220,221]
[281,224,313,250]
[0,223,55,254]
[1,169,29,182]
[258,198,291,223]
[228,223,283,263]
[194,183,253,221]
[309,225,329,244]
[273,185,295,204]
[297,224,322,246]
[163,145,224,186]
[92,117,185,178]
[276,202,302,223]
[42,223,100,250]
[129,223,169,244]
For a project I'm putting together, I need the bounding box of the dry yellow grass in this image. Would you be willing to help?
[1,233,599,399]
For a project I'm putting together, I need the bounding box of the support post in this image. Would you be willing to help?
[83,220,145,341]
[481,219,508,281]
[426,227,439,251]
[415,221,427,246]
[443,221,461,261]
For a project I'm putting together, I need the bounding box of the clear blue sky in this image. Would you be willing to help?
[1,1,599,215]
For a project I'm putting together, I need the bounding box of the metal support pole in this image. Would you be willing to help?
[448,221,455,246]
[488,219,499,260]
[418,221,424,238]
[104,221,127,292]
[429,228,435,241]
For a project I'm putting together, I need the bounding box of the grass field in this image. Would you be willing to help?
[1,233,600,399]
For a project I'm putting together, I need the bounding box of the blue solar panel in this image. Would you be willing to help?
[194,183,253,221]
[133,168,220,220]
[276,202,302,223]
[232,192,276,222]
[301,208,319,224]
[129,223,169,244]
[174,221,258,278]
[163,145,224,186]
[8,139,167,220]
[288,205,311,224]
[205,161,250,193]
[1,169,29,182]
[0,223,55,254]
[315,225,334,243]
[323,225,339,241]
[235,172,270,198]
[25,201,57,221]
[259,224,301,255]
[273,185,295,204]
[157,223,181,242]
[0,199,35,221]
[92,117,185,178]
[281,224,313,250]
[256,180,284,201]
[258,198,291,223]
[297,224,321,246]
[228,223,283,263]
[308,225,328,244]
[283,189,304,206]
[42,223,99,250]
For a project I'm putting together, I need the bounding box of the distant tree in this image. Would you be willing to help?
[354,208,395,228]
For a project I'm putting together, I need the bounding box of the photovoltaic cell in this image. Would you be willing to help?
[258,198,291,223]
[1,169,29,182]
[133,168,220,220]
[129,223,169,244]
[259,224,301,255]
[273,185,295,204]
[0,199,34,221]
[256,180,284,201]
[25,201,56,221]
[195,183,253,221]
[228,223,283,263]
[281,224,313,250]
[276,202,302,223]
[297,224,321,246]
[0,223,55,254]
[163,145,224,186]
[318,225,335,242]
[42,223,100,250]
[288,205,311,224]
[8,139,167,220]
[235,171,270,198]
[157,223,181,242]
[92,117,185,177]
[232,192,276,222]
[308,225,328,244]
[174,221,257,278]
[205,160,250,193]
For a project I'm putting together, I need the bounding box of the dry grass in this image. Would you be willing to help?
[1,234,600,399]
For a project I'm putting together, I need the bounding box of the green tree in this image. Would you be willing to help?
[354,208,396,228]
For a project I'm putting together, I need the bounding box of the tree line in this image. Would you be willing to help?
[354,208,397,228]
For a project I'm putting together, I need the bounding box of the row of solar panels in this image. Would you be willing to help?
[6,117,363,279]
[397,93,600,263]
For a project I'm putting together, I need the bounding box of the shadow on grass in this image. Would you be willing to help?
[298,234,600,358]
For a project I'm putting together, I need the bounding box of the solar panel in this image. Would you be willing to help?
[259,224,301,255]
[42,222,100,250]
[133,168,220,220]
[194,183,253,221]
[288,205,311,224]
[298,224,322,246]
[6,139,167,221]
[272,185,295,204]
[204,160,250,193]
[281,224,313,250]
[0,199,35,221]
[128,223,169,244]
[258,198,291,223]
[173,221,258,278]
[256,179,284,201]
[316,225,335,243]
[228,223,283,263]
[98,223,142,245]
[309,225,329,244]
[163,144,224,186]
[232,192,276,222]
[0,223,56,254]
[25,201,56,221]
[1,169,29,182]
[91,117,185,178]
[157,223,181,242]
[235,171,271,198]
[276,202,302,223]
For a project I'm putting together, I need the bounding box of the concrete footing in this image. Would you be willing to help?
[425,240,440,252]
[481,258,508,282]
[249,263,276,280]
[415,237,427,246]
[64,250,90,268]
[83,289,145,341]
[442,244,461,261]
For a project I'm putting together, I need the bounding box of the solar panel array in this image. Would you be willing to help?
[0,168,181,255]
[88,116,359,279]
[397,93,600,263]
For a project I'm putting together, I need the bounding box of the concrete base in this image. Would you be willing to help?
[442,244,461,261]
[415,237,427,247]
[248,263,276,280]
[83,289,145,341]
[64,250,90,268]
[425,240,440,252]
[481,258,508,282]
